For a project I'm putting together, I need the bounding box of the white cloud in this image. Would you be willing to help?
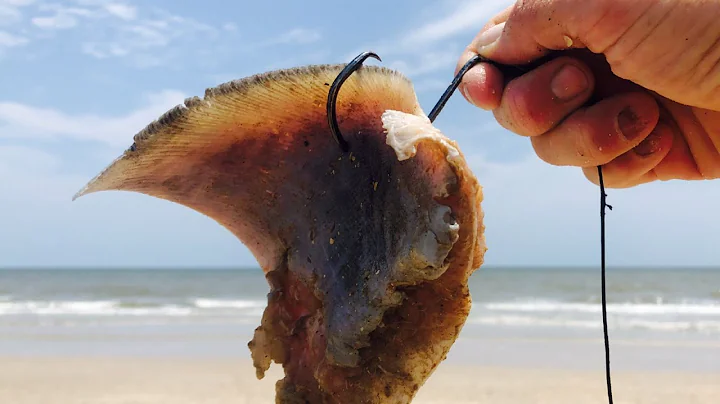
[0,1,237,67]
[221,22,237,32]
[0,0,36,5]
[32,12,78,29]
[103,3,135,20]
[244,27,323,52]
[0,93,249,268]
[0,1,323,68]
[78,8,224,67]
[0,0,35,20]
[0,0,34,44]
[347,0,512,79]
[0,90,186,147]
[0,30,26,46]
[0,5,21,25]
[0,87,249,267]
[31,3,98,31]
[386,47,461,77]
[271,28,321,45]
[401,0,512,46]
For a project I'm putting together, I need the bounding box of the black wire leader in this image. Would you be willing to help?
[598,166,614,404]
[326,51,615,404]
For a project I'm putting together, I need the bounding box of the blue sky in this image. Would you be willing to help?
[0,0,717,269]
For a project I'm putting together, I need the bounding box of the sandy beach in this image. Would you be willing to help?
[1,356,718,404]
[1,268,718,403]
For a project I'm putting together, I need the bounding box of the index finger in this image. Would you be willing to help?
[474,0,649,65]
[455,4,515,110]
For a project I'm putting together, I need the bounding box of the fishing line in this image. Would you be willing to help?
[598,165,614,404]
[328,51,615,404]
[429,58,616,404]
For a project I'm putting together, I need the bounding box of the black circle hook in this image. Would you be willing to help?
[326,51,382,152]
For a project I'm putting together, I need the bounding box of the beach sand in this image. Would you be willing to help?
[1,356,718,404]
[2,267,719,404]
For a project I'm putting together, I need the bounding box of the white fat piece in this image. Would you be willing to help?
[381,110,460,163]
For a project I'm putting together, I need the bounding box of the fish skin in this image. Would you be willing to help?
[73,64,486,404]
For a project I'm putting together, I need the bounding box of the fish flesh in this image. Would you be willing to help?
[73,64,486,403]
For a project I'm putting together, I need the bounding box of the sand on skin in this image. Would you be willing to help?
[0,357,718,404]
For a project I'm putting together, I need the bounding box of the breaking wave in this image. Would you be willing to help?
[0,299,266,317]
[467,299,720,335]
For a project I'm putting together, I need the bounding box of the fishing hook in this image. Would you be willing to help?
[327,52,522,151]
[327,51,382,152]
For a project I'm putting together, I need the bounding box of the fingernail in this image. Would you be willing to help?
[474,22,505,52]
[634,127,664,156]
[550,64,588,101]
[617,107,649,141]
[459,83,478,107]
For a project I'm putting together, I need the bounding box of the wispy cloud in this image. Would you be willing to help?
[269,27,322,45]
[400,0,511,46]
[48,3,221,67]
[347,0,512,78]
[30,2,116,31]
[0,1,228,67]
[32,12,79,30]
[0,89,186,148]
[81,15,222,67]
[385,47,461,77]
[0,30,27,47]
[0,0,32,25]
[103,2,136,20]
[0,0,34,48]
[0,0,36,12]
[244,27,323,53]
[0,1,326,69]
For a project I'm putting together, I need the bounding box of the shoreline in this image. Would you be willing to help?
[2,322,718,373]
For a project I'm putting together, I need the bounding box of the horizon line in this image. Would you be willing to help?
[0,265,718,271]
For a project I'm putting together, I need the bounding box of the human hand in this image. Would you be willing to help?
[457,0,720,188]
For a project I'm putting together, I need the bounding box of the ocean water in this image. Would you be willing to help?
[1,267,718,339]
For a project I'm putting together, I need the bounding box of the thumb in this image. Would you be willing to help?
[472,0,647,65]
